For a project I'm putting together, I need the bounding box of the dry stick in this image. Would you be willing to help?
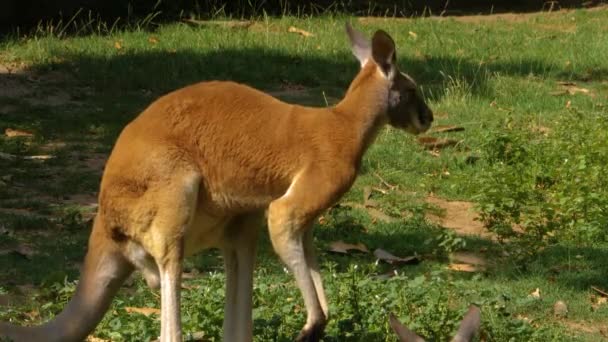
[591,286,608,298]
[373,171,396,190]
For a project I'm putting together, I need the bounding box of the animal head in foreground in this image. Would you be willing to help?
[390,305,482,342]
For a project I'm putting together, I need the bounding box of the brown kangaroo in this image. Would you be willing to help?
[0,23,433,342]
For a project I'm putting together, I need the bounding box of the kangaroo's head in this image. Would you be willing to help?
[390,305,482,342]
[346,23,433,134]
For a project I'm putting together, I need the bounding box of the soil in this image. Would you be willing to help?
[425,195,493,238]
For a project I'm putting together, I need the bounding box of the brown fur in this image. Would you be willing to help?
[0,24,433,342]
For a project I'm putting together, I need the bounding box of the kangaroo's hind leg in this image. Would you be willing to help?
[133,171,201,342]
[222,213,262,342]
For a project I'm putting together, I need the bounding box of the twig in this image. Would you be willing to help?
[373,171,396,190]
[592,286,608,298]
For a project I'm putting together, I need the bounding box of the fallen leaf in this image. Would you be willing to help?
[22,155,54,160]
[428,150,441,157]
[318,215,327,225]
[429,125,465,134]
[288,26,314,37]
[529,288,541,299]
[416,136,460,150]
[114,41,122,50]
[450,252,486,266]
[125,306,161,317]
[408,31,418,39]
[5,128,33,138]
[148,37,159,44]
[566,100,572,108]
[373,248,420,265]
[553,300,568,317]
[448,263,480,272]
[328,240,369,254]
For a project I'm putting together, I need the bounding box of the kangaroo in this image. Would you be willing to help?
[0,23,433,342]
[390,306,482,342]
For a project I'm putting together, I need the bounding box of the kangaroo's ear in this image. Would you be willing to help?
[451,306,481,342]
[371,29,397,78]
[346,22,371,67]
[389,313,426,342]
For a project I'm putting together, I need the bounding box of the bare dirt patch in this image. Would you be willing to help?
[0,62,79,108]
[563,320,608,338]
[358,5,606,25]
[425,196,493,238]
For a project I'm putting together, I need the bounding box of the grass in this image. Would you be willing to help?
[1,7,608,341]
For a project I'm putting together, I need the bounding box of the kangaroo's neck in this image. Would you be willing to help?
[333,64,390,165]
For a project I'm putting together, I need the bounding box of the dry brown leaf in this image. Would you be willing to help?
[328,240,369,254]
[23,155,55,160]
[448,263,480,272]
[529,288,541,299]
[148,37,159,44]
[125,306,161,317]
[373,248,420,265]
[428,125,465,134]
[5,128,34,138]
[114,41,122,49]
[417,136,460,150]
[288,26,314,37]
[450,252,486,266]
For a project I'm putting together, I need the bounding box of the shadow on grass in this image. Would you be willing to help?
[5,46,580,101]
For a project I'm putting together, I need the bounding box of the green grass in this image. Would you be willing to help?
[1,8,608,341]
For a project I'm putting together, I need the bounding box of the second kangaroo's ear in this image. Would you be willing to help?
[389,313,426,342]
[371,30,396,78]
[346,22,371,67]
